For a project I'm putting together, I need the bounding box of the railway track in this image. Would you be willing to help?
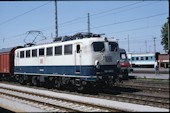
[121,79,169,95]
[0,81,169,110]
[124,79,169,87]
[0,86,123,112]
[120,84,169,94]
[97,90,169,109]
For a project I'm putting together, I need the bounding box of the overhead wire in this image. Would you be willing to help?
[0,1,52,26]
[0,1,167,45]
[90,1,159,20]
[36,24,163,43]
[0,1,151,39]
[60,12,167,35]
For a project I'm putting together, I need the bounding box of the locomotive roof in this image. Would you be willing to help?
[17,37,118,51]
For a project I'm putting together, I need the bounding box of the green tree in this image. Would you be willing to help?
[161,21,168,51]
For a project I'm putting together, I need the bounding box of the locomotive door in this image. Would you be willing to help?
[75,44,82,74]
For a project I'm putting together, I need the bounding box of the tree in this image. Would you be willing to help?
[161,21,168,51]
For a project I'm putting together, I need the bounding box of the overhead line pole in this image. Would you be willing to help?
[153,37,156,53]
[55,0,58,38]
[88,13,90,34]
[128,35,129,52]
[145,40,147,53]
[167,17,169,54]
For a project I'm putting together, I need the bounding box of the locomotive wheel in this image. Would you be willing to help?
[32,76,38,86]
[54,78,62,89]
[77,84,84,91]
[19,75,26,85]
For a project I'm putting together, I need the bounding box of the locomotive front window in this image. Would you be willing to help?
[92,42,105,52]
[120,53,127,60]
[109,42,118,52]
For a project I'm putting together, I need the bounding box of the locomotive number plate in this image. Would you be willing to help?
[105,56,112,62]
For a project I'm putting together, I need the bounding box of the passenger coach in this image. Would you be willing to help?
[14,33,121,90]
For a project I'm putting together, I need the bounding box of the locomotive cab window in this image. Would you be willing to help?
[120,53,127,60]
[20,51,25,58]
[32,49,37,57]
[46,47,53,56]
[55,46,62,55]
[109,42,118,52]
[26,50,30,58]
[64,45,72,55]
[39,48,44,56]
[92,42,105,52]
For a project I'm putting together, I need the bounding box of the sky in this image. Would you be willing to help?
[0,1,169,53]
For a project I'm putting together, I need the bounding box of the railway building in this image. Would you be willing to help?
[158,54,169,68]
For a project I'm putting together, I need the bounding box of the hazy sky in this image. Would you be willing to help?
[0,1,169,53]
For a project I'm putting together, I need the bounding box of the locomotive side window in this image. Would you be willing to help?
[109,42,118,52]
[32,49,37,57]
[136,57,139,60]
[20,51,24,58]
[64,45,72,55]
[39,48,44,56]
[92,42,105,52]
[146,57,148,60]
[55,46,62,55]
[76,45,80,53]
[132,57,134,61]
[26,50,30,58]
[47,47,53,56]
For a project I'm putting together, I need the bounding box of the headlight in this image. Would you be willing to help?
[95,60,100,69]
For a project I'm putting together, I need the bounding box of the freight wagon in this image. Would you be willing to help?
[0,46,22,80]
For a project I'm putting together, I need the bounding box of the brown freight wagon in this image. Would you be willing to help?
[0,46,22,79]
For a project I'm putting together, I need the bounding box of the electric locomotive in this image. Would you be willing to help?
[2,33,122,90]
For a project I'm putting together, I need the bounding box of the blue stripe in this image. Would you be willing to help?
[14,65,119,79]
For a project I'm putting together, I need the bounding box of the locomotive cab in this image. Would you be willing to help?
[89,38,121,87]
